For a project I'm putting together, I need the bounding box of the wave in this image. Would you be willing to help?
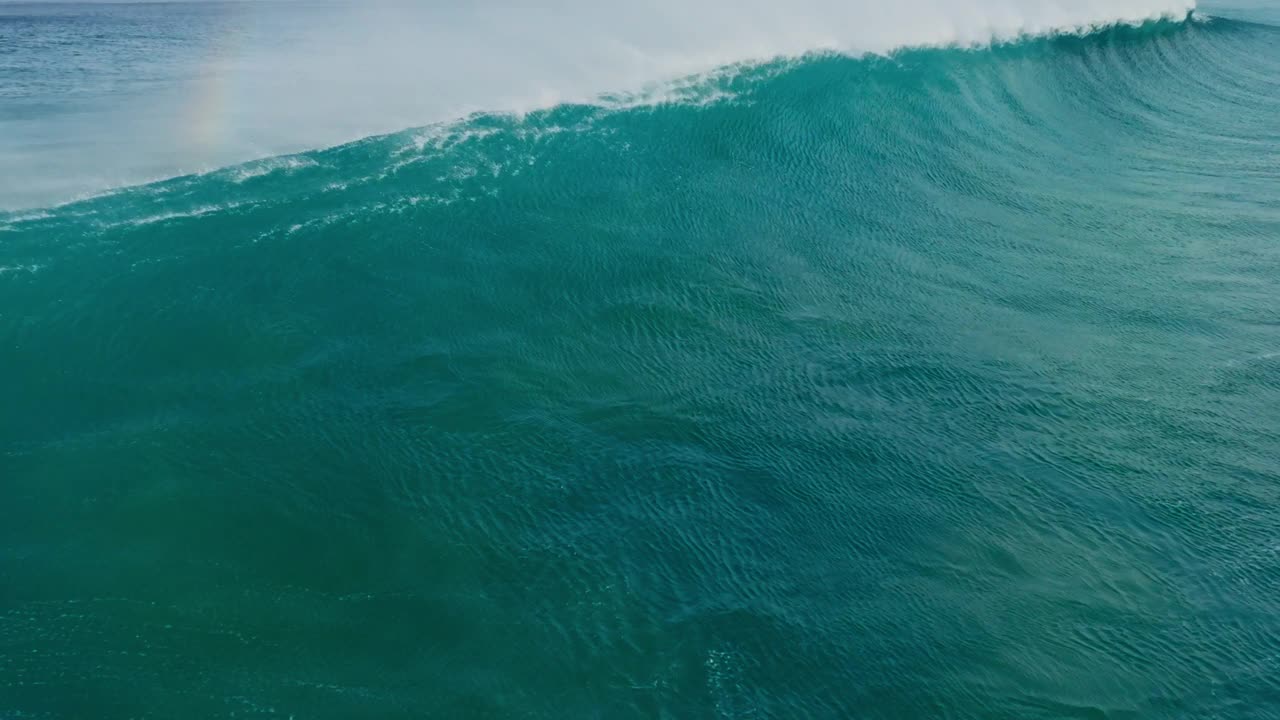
[3,11,1280,716]
[3,12,1273,241]
[0,0,1204,213]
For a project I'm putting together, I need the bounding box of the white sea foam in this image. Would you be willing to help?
[116,202,249,228]
[224,156,320,184]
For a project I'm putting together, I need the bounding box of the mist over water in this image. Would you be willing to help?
[2,0,1195,210]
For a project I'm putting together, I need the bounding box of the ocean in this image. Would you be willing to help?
[2,1,1279,718]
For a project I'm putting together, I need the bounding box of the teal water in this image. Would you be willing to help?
[3,4,1280,719]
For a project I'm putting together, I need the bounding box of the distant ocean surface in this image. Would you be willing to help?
[2,2,1279,718]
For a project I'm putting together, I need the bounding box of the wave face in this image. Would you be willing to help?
[4,8,1280,720]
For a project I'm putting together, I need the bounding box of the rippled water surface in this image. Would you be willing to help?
[2,2,1279,718]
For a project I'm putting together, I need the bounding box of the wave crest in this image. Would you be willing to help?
[1,0,1197,212]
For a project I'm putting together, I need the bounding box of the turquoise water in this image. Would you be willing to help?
[3,3,1280,718]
